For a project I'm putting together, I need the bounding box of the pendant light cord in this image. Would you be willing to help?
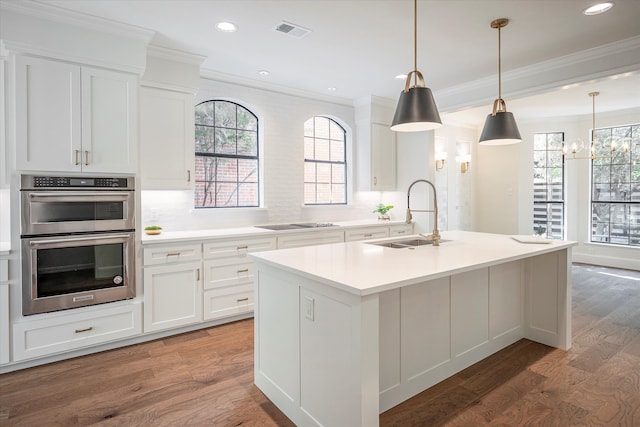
[413,0,417,86]
[497,24,502,100]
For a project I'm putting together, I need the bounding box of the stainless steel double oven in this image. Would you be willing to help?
[20,175,136,315]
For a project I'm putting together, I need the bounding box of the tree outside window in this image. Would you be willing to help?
[304,117,347,205]
[194,100,259,208]
[591,124,640,246]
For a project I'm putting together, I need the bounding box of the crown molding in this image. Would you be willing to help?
[200,68,353,107]
[147,45,206,66]
[436,35,640,113]
[0,0,154,42]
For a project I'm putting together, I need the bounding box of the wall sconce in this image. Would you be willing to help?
[456,154,471,173]
[435,152,447,171]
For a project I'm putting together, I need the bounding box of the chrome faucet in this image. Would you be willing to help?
[406,179,440,246]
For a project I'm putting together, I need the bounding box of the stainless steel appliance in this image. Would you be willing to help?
[20,174,136,316]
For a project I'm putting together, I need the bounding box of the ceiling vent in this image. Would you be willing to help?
[274,21,312,38]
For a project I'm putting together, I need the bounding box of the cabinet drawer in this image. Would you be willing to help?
[203,284,254,321]
[345,227,390,242]
[13,302,142,361]
[144,243,202,266]
[277,231,345,249]
[390,224,413,236]
[204,260,253,290]
[203,237,276,260]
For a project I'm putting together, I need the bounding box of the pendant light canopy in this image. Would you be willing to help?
[391,0,442,132]
[479,18,521,145]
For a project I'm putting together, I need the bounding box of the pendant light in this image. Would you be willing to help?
[562,91,628,160]
[390,0,442,132]
[479,18,521,145]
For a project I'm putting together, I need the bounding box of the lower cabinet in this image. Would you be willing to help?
[12,302,142,361]
[143,262,202,333]
[204,284,254,320]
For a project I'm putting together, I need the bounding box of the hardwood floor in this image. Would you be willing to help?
[1,263,639,426]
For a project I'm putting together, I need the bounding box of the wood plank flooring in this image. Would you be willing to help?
[1,263,639,426]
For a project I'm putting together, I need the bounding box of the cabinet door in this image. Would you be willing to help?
[15,56,82,172]
[140,87,194,189]
[81,67,137,174]
[143,262,202,333]
[371,123,397,191]
[0,281,9,364]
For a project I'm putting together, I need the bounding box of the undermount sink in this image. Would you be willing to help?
[256,222,338,231]
[368,237,448,248]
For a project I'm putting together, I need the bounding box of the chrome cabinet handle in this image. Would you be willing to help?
[187,170,191,182]
[237,297,249,302]
[74,150,80,165]
[166,252,181,257]
[364,234,373,238]
[84,150,89,166]
[237,245,248,250]
[237,268,249,273]
[75,326,93,333]
[373,177,377,186]
[197,268,200,281]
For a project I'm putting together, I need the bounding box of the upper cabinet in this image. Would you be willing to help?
[15,55,137,174]
[355,96,397,191]
[139,87,194,189]
[138,45,204,190]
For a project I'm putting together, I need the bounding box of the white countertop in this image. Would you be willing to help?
[140,219,407,244]
[249,230,577,296]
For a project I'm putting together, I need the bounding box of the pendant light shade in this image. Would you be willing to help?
[479,18,521,145]
[391,0,442,132]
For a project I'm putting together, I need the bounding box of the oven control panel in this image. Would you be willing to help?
[22,175,134,190]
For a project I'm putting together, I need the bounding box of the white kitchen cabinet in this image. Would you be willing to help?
[277,230,345,249]
[370,123,397,190]
[344,226,389,242]
[355,96,397,191]
[143,243,203,333]
[202,236,276,321]
[12,301,142,361]
[140,87,194,189]
[15,55,137,173]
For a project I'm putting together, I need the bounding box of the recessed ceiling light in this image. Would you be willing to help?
[216,21,238,32]
[583,2,614,15]
[258,70,270,76]
[395,74,407,80]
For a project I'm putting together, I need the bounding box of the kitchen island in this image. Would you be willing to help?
[249,230,577,427]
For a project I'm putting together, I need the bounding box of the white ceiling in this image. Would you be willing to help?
[34,0,640,122]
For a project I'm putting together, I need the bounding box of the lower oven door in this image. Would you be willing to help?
[22,232,136,315]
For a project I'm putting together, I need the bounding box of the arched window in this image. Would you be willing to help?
[304,116,347,205]
[194,100,259,208]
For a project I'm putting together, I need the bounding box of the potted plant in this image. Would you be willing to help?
[373,203,393,221]
[144,225,163,235]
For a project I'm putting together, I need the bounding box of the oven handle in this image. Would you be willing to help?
[28,192,131,202]
[29,234,133,248]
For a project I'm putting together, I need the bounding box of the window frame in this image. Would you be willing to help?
[194,99,260,209]
[533,131,565,239]
[303,116,348,205]
[589,123,640,247]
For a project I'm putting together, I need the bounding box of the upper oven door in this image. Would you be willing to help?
[21,190,135,235]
